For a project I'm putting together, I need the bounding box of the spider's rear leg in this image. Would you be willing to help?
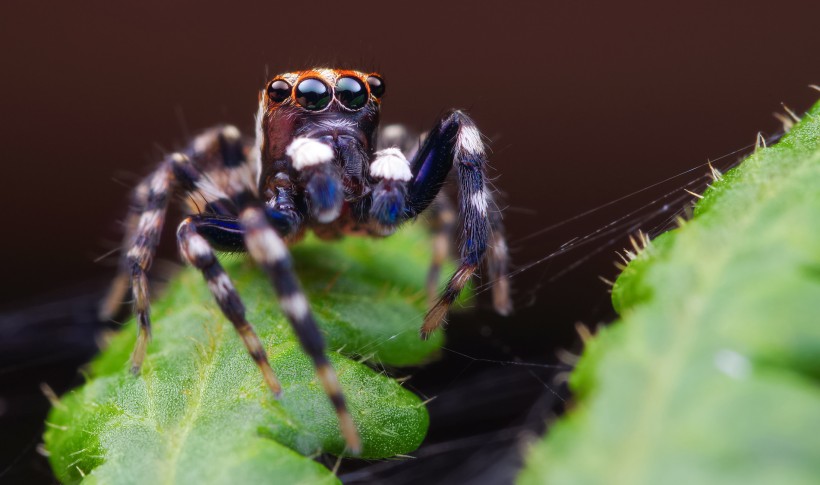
[117,158,178,372]
[425,194,456,308]
[238,203,361,454]
[99,181,151,321]
[404,110,512,339]
[104,126,245,373]
[177,216,282,395]
[426,190,513,318]
[377,124,419,158]
[129,163,177,372]
[486,206,512,315]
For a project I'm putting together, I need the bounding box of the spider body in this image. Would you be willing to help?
[102,68,511,454]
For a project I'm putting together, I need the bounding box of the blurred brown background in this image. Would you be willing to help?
[1,0,819,482]
[2,0,818,309]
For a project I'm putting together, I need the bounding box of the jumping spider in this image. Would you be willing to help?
[101,68,512,453]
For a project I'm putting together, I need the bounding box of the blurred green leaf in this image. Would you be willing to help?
[45,224,448,484]
[520,99,820,485]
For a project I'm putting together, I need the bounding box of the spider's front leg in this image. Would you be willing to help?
[177,216,282,395]
[236,199,361,453]
[401,110,512,339]
[183,128,360,453]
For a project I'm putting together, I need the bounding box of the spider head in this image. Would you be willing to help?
[261,69,384,155]
[259,68,386,199]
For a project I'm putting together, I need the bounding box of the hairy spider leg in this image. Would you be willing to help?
[230,112,361,453]
[177,217,282,395]
[100,180,151,321]
[425,193,457,308]
[116,154,192,373]
[485,202,512,315]
[181,206,362,454]
[236,200,361,454]
[404,110,511,339]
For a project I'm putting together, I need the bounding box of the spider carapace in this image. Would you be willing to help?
[101,68,511,454]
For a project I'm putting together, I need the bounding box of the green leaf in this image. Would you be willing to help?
[520,99,820,485]
[45,224,449,484]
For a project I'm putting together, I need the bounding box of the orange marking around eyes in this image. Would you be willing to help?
[263,68,383,112]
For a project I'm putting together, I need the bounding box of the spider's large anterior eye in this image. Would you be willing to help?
[366,75,385,99]
[295,78,332,111]
[267,79,291,103]
[336,76,368,110]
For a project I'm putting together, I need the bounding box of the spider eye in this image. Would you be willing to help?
[336,76,368,110]
[366,75,385,99]
[267,79,291,103]
[295,78,332,111]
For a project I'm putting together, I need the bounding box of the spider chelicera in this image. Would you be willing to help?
[101,68,511,454]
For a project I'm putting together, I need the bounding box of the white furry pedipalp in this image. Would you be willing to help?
[287,137,335,170]
[370,148,412,181]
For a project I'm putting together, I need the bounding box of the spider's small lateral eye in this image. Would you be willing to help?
[336,76,368,110]
[295,78,332,111]
[366,75,385,99]
[267,79,291,103]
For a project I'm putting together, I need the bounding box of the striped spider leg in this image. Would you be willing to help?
[394,110,512,339]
